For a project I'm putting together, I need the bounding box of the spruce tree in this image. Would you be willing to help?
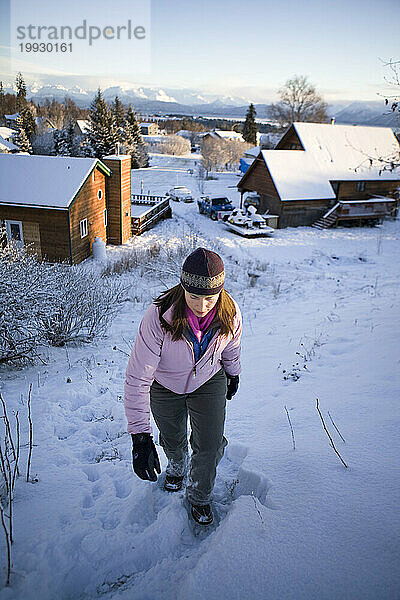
[87,88,119,158]
[53,129,69,156]
[0,81,5,117]
[65,121,76,155]
[20,105,37,138]
[125,105,149,168]
[15,115,32,153]
[242,103,258,146]
[15,72,27,109]
[113,95,126,142]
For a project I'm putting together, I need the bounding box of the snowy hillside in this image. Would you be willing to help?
[0,155,399,600]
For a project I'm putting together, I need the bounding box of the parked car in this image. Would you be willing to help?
[166,186,193,203]
[197,196,234,220]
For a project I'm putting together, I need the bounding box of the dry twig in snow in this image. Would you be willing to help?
[284,405,296,450]
[316,399,348,468]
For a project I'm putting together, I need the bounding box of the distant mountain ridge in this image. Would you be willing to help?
[3,82,398,126]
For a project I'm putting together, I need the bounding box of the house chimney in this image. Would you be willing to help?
[331,118,335,125]
[102,154,131,245]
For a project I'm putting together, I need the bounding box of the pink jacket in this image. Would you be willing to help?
[124,297,242,434]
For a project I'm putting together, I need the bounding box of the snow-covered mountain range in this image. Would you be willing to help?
[2,82,397,126]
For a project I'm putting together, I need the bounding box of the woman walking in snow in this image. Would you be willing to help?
[124,248,242,525]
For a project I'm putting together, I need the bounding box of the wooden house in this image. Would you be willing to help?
[74,119,91,137]
[140,122,159,135]
[200,130,244,143]
[0,153,132,264]
[238,122,400,228]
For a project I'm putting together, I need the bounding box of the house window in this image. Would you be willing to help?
[79,218,88,238]
[103,209,107,227]
[357,182,366,192]
[97,189,103,200]
[5,220,24,245]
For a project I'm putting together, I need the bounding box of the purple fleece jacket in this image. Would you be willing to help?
[124,296,242,434]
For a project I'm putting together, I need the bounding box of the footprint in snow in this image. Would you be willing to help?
[92,443,273,598]
[82,464,101,482]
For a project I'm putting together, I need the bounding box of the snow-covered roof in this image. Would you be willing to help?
[199,130,244,142]
[292,122,400,176]
[214,130,244,141]
[261,150,336,201]
[245,145,260,158]
[0,155,111,209]
[0,136,19,152]
[75,119,91,134]
[102,154,131,161]
[140,122,158,127]
[0,126,17,140]
[258,123,400,201]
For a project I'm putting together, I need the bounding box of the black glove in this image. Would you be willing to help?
[226,375,239,400]
[131,433,161,481]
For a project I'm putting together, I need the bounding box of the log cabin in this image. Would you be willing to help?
[0,153,132,264]
[238,122,400,228]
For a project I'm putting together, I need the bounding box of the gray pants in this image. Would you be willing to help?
[150,368,228,505]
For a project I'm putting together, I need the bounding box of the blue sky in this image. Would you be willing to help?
[0,0,399,102]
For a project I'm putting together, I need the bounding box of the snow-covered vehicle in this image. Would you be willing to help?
[198,196,234,220]
[166,186,194,203]
[219,206,274,237]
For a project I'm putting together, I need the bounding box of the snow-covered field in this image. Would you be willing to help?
[1,154,399,600]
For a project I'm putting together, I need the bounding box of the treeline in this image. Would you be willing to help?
[0,73,149,167]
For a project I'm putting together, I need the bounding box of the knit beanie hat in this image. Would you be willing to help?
[180,248,225,295]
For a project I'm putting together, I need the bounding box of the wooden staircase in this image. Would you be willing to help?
[312,204,340,229]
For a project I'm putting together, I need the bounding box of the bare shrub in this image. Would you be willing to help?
[0,237,52,365]
[0,231,127,362]
[155,135,191,155]
[39,266,128,346]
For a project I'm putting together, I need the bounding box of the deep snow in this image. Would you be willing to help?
[0,154,399,600]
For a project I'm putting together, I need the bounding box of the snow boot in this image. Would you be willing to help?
[164,474,184,492]
[190,503,213,525]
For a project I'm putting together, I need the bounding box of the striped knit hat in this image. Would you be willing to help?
[180,248,225,295]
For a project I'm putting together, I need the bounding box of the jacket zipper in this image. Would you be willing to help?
[182,331,219,393]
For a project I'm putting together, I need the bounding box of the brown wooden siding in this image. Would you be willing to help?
[103,156,132,245]
[69,166,107,265]
[336,180,400,201]
[239,156,281,198]
[275,126,304,150]
[280,199,332,228]
[0,206,70,261]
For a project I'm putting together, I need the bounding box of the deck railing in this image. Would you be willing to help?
[131,194,171,235]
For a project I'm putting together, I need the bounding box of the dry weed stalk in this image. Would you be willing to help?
[316,399,348,468]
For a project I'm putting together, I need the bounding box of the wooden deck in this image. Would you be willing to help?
[312,197,398,229]
[131,195,172,235]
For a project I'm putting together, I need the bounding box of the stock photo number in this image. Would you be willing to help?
[18,42,73,52]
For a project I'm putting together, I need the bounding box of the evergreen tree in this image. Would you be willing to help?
[15,115,32,153]
[65,121,76,154]
[20,105,37,138]
[125,105,149,168]
[242,103,258,146]
[15,72,27,109]
[112,96,125,129]
[87,88,119,158]
[53,129,69,156]
[0,81,5,117]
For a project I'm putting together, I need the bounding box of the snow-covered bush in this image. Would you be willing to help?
[0,239,52,365]
[0,234,127,364]
[39,266,127,346]
[155,135,191,156]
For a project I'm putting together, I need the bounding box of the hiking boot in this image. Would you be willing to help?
[163,474,184,492]
[190,503,213,525]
